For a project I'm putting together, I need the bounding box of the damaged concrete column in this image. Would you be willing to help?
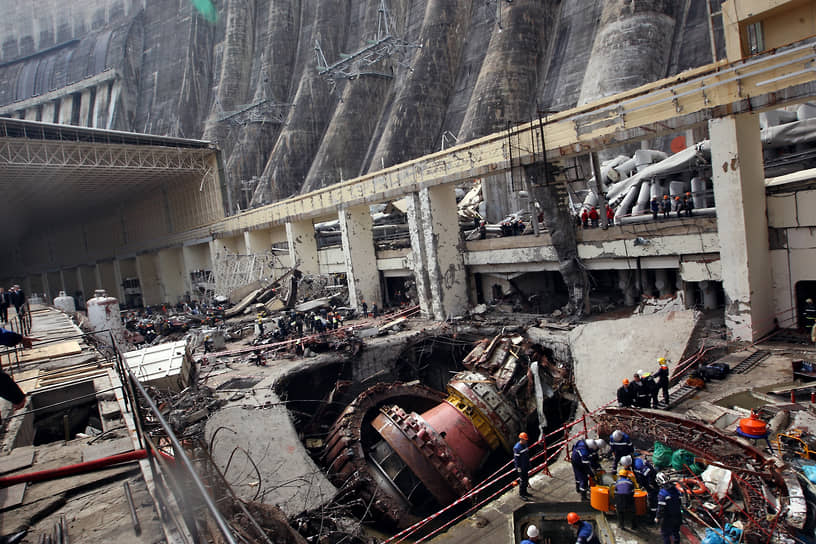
[339,205,381,310]
[286,220,319,274]
[406,185,468,320]
[709,114,774,341]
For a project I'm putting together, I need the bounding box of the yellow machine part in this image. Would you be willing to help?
[444,388,503,451]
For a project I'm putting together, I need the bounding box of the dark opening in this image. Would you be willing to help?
[31,382,102,446]
[796,280,816,329]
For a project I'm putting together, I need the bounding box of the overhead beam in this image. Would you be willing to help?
[203,39,816,238]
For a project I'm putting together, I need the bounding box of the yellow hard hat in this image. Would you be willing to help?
[658,357,666,365]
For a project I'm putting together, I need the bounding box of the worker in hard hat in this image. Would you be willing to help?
[513,432,532,500]
[570,438,595,501]
[521,524,539,544]
[617,379,634,408]
[614,468,637,530]
[633,457,659,518]
[640,370,659,408]
[655,472,683,543]
[661,195,671,219]
[632,371,651,409]
[804,298,816,344]
[567,512,600,544]
[609,430,634,472]
[655,358,670,406]
[684,192,694,217]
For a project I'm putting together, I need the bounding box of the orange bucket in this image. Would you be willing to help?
[590,486,610,512]
[634,490,647,516]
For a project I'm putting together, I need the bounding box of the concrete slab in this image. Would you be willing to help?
[205,402,337,516]
[0,447,34,475]
[0,484,26,510]
[569,310,698,411]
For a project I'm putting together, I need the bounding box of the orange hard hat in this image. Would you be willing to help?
[675,196,680,200]
[622,378,629,386]
[663,195,669,199]
[519,432,529,441]
[567,512,580,525]
[686,192,691,196]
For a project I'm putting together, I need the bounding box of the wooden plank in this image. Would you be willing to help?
[18,341,82,363]
[82,438,134,463]
[0,447,34,475]
[13,370,39,395]
[0,483,26,510]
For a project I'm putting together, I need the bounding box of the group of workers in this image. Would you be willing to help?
[617,358,671,409]
[566,428,683,543]
[516,427,682,543]
[650,193,694,220]
[580,205,614,229]
[520,484,681,544]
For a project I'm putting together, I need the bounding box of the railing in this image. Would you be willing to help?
[0,316,257,543]
[383,400,614,544]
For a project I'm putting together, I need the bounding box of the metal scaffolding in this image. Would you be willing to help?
[209,249,281,298]
[314,0,420,89]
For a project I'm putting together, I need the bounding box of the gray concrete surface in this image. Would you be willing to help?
[570,310,698,410]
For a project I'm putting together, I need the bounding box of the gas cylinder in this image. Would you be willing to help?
[86,289,127,348]
[53,291,76,313]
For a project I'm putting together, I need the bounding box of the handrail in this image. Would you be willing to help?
[383,399,614,544]
[128,374,238,544]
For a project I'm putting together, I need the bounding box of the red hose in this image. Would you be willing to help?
[0,448,173,487]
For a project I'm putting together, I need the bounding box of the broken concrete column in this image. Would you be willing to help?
[709,114,774,341]
[339,205,381,310]
[285,220,319,275]
[406,186,468,320]
[156,247,186,304]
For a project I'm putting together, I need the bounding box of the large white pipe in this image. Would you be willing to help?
[690,176,708,208]
[614,182,641,221]
[633,179,652,215]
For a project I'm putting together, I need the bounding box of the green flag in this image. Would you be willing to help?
[191,0,217,23]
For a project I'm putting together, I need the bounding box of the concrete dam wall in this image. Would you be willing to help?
[0,0,724,209]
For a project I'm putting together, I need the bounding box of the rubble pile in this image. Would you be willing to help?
[146,385,225,440]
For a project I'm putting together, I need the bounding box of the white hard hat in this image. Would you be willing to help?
[595,439,608,450]
[586,439,598,451]
[611,430,624,442]
[527,525,539,538]
[637,369,645,377]
[619,455,633,468]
